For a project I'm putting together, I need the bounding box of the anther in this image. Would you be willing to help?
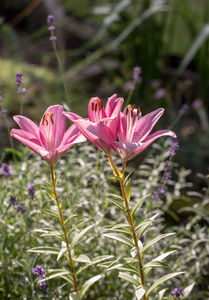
[131,104,135,117]
[95,103,98,112]
[50,113,54,125]
[100,100,104,109]
[92,102,94,111]
[42,114,48,126]
[137,106,141,116]
[126,105,131,115]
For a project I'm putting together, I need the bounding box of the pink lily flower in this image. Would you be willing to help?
[11,105,86,165]
[63,94,124,155]
[113,105,176,161]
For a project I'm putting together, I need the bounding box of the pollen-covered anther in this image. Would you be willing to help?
[95,103,98,112]
[50,113,54,125]
[131,104,135,117]
[91,102,94,111]
[42,114,48,126]
[137,106,141,116]
[99,100,104,110]
[126,105,132,115]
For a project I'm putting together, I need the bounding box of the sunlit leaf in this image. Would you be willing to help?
[103,233,134,247]
[70,224,94,249]
[27,246,60,255]
[43,209,60,221]
[76,255,114,275]
[107,193,124,202]
[73,254,91,263]
[135,286,146,299]
[57,242,69,261]
[69,292,80,300]
[80,275,103,298]
[42,186,56,200]
[184,282,195,297]
[125,179,131,202]
[106,198,126,212]
[61,190,72,211]
[38,269,72,282]
[146,272,185,297]
[131,194,150,216]
[118,272,141,287]
[141,233,175,254]
[158,288,168,300]
[64,214,78,225]
[106,258,139,275]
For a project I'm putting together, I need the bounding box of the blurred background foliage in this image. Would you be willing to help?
[0,0,209,176]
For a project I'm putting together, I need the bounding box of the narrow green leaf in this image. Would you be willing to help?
[184,282,195,297]
[125,179,131,202]
[131,194,150,216]
[64,214,78,225]
[103,233,134,247]
[61,190,72,211]
[55,175,61,186]
[143,261,169,269]
[38,269,72,283]
[106,198,126,212]
[70,224,94,249]
[42,186,56,200]
[69,292,80,300]
[27,246,60,255]
[106,259,139,275]
[118,272,141,287]
[68,218,92,236]
[80,275,103,298]
[130,243,143,259]
[76,255,114,275]
[107,193,124,202]
[43,180,52,187]
[73,254,91,263]
[146,272,185,297]
[158,288,168,300]
[57,242,69,261]
[103,224,132,235]
[135,286,146,299]
[144,251,176,276]
[124,171,132,185]
[141,233,175,254]
[43,209,60,221]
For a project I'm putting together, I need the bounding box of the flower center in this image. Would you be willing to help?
[91,98,104,123]
[42,112,55,151]
[125,104,141,142]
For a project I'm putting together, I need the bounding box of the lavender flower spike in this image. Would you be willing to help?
[9,196,18,206]
[172,287,185,299]
[133,66,141,80]
[0,163,13,177]
[15,72,23,86]
[28,183,35,200]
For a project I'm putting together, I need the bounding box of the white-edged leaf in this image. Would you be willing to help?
[143,260,169,269]
[76,255,114,275]
[103,233,134,247]
[43,209,60,220]
[144,251,176,276]
[131,194,150,216]
[80,275,103,298]
[27,246,60,255]
[57,242,69,261]
[70,224,94,249]
[118,272,141,287]
[42,186,56,200]
[125,179,131,202]
[184,282,195,297]
[130,243,143,259]
[69,292,80,300]
[135,286,146,299]
[73,254,91,263]
[38,269,72,282]
[141,233,175,253]
[146,272,185,296]
[61,190,72,211]
[64,214,78,225]
[106,198,126,212]
[106,258,139,275]
[107,193,124,201]
[158,288,168,300]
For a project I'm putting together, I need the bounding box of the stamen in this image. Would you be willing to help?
[50,113,54,125]
[100,100,104,109]
[126,105,131,115]
[131,104,135,117]
[95,103,98,112]
[92,102,94,111]
[137,106,141,116]
[42,114,48,126]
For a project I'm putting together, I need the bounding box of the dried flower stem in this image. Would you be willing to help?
[50,165,78,293]
[108,156,147,300]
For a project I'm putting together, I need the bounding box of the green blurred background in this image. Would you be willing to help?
[0,0,209,177]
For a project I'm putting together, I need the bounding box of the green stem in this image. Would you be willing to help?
[123,78,137,108]
[50,31,70,107]
[108,156,147,300]
[50,165,78,293]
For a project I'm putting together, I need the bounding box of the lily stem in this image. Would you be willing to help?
[108,156,147,300]
[50,165,78,293]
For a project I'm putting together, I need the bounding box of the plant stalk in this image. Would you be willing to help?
[108,156,147,300]
[50,165,78,293]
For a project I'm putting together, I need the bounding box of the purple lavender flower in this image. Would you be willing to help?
[39,281,48,292]
[49,36,57,41]
[154,88,167,99]
[16,205,26,214]
[0,92,3,102]
[9,196,18,206]
[47,15,55,26]
[151,187,165,202]
[133,66,141,80]
[123,80,135,91]
[178,104,189,115]
[162,172,171,185]
[18,87,26,95]
[15,72,23,87]
[28,183,35,200]
[140,234,145,243]
[0,163,13,177]
[32,265,46,277]
[192,99,203,109]
[172,287,185,299]
[0,109,7,114]
[169,139,179,156]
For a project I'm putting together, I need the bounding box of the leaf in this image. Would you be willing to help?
[106,198,126,212]
[143,261,169,269]
[61,190,72,211]
[69,292,80,300]
[27,246,60,255]
[73,254,91,263]
[70,224,94,249]
[107,193,124,202]
[124,171,132,185]
[42,186,56,200]
[106,258,139,275]
[103,233,134,247]
[118,272,141,287]
[57,242,69,261]
[131,194,150,216]
[145,272,185,297]
[38,269,72,282]
[64,214,78,225]
[34,228,62,237]
[141,233,175,254]
[125,179,131,202]
[135,214,159,239]
[80,275,103,298]
[135,286,146,299]
[43,209,60,221]
[158,288,168,300]
[103,224,132,235]
[130,244,143,259]
[184,282,195,297]
[76,255,114,275]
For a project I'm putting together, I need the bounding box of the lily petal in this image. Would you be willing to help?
[13,116,40,139]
